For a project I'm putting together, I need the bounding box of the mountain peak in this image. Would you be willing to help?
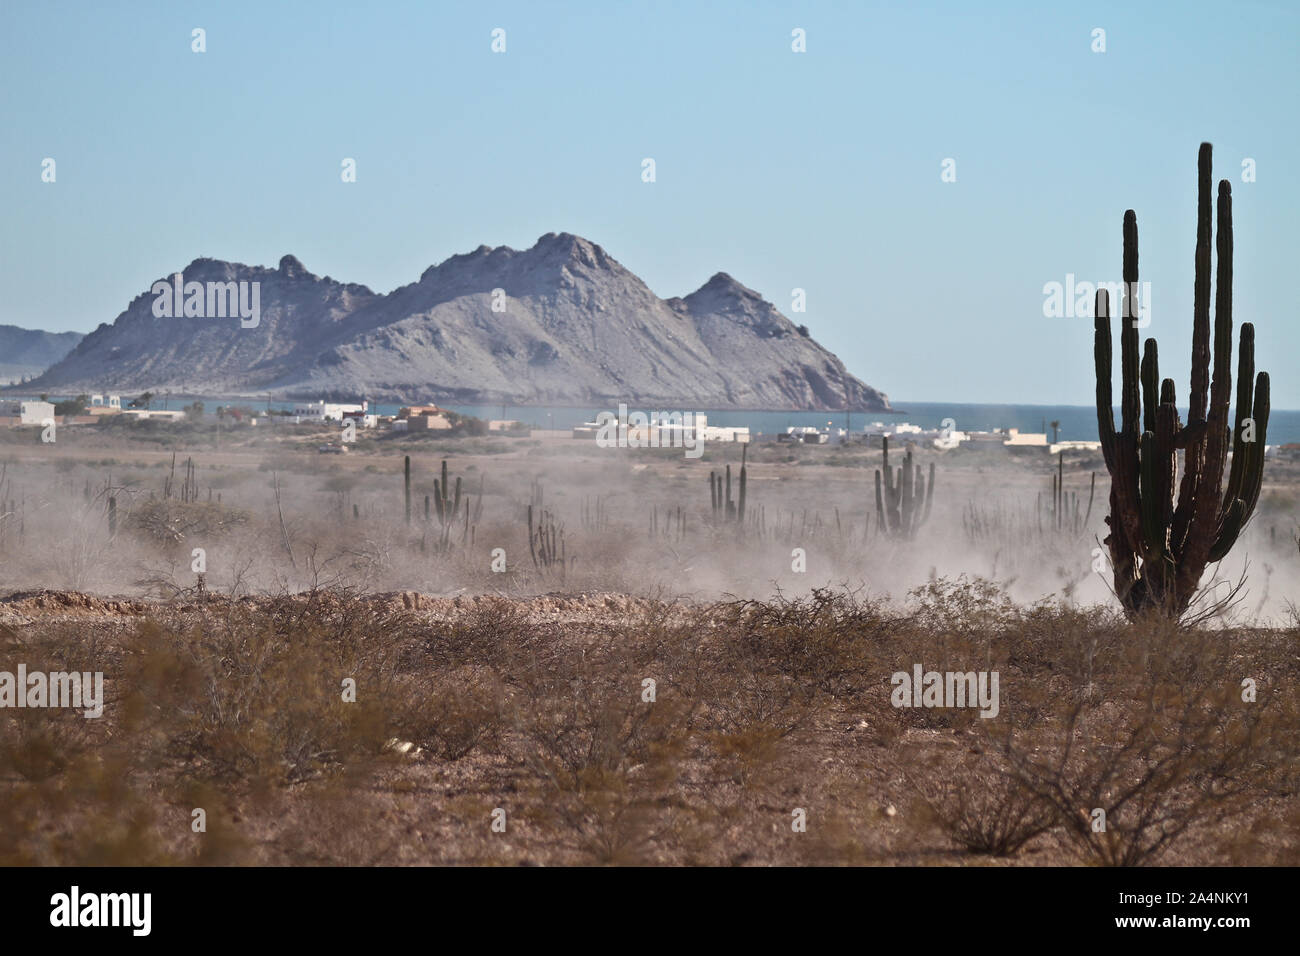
[279,255,310,278]
[703,271,743,290]
[530,232,612,270]
[685,271,760,304]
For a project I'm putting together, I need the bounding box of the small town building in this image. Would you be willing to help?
[0,400,57,425]
[119,409,187,421]
[293,400,368,422]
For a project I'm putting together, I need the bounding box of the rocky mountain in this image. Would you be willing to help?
[16,234,889,411]
[0,325,84,383]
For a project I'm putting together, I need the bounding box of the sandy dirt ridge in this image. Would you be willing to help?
[0,587,671,628]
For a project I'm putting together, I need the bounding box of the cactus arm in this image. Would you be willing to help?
[738,459,747,523]
[1149,401,1179,562]
[1139,431,1164,555]
[1222,323,1255,513]
[901,449,914,533]
[1120,211,1142,439]
[1112,213,1145,561]
[1141,338,1160,435]
[1240,371,1271,520]
[1179,180,1235,592]
[1208,498,1245,562]
[1171,146,1216,556]
[874,470,886,532]
[1188,142,1215,426]
[1095,302,1117,467]
[923,461,935,524]
[1095,292,1118,472]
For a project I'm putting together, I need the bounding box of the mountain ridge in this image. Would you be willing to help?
[0,325,85,383]
[15,234,890,411]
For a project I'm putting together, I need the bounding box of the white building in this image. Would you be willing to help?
[341,412,378,429]
[700,416,751,443]
[1,400,56,425]
[90,394,122,409]
[292,400,368,422]
[119,409,187,421]
[1003,428,1048,447]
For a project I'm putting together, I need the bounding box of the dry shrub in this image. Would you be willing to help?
[888,580,1016,732]
[994,618,1287,866]
[420,597,546,675]
[128,497,250,543]
[908,752,1057,856]
[393,669,506,760]
[518,659,691,789]
[0,621,109,782]
[909,575,1018,636]
[121,598,413,784]
[526,765,682,865]
[262,780,400,866]
[513,630,697,863]
[719,587,893,695]
[700,593,877,739]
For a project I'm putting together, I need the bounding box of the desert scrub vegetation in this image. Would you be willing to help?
[1,582,1298,865]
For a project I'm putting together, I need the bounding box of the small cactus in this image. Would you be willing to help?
[874,435,935,540]
[708,444,749,527]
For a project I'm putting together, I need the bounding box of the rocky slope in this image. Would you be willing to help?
[18,234,888,410]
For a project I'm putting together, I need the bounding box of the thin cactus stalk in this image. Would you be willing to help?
[404,455,411,525]
[1095,142,1270,618]
[738,444,748,523]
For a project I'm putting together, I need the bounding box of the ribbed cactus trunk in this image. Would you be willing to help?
[1095,143,1270,618]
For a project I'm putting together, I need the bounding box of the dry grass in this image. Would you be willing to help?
[2,582,1298,866]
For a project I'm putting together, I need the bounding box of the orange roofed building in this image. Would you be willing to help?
[398,404,452,430]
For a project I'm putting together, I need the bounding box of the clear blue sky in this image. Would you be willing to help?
[2,0,1297,405]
